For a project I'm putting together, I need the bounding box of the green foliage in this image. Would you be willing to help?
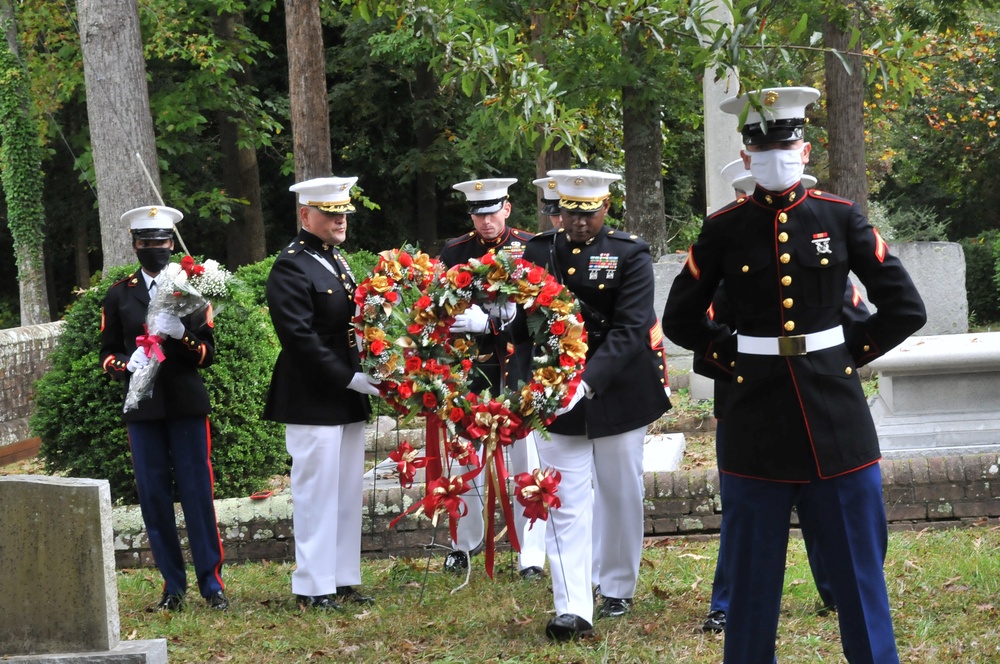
[866,197,951,242]
[0,32,46,276]
[32,258,286,505]
[959,232,1000,324]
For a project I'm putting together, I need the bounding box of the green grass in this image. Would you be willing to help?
[119,526,1000,663]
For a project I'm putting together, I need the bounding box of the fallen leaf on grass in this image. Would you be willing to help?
[677,553,709,560]
[651,585,671,599]
[512,615,534,626]
[976,604,995,611]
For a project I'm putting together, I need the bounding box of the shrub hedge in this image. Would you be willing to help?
[960,231,1000,326]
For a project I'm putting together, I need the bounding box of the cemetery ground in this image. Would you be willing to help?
[114,527,1000,663]
[7,381,1000,661]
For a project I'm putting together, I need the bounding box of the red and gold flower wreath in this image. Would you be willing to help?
[353,245,584,576]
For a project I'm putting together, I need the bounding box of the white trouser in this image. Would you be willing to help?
[508,433,548,569]
[537,426,647,623]
[286,422,365,596]
[449,449,485,552]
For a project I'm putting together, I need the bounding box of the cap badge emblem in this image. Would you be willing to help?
[474,182,483,190]
[764,90,780,106]
[574,177,584,185]
[148,207,158,217]
[547,180,556,189]
[340,183,349,190]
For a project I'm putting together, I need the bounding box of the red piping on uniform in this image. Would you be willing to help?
[203,416,226,591]
[720,468,809,484]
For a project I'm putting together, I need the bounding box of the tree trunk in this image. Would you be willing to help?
[285,0,331,188]
[0,0,50,324]
[216,12,266,267]
[823,8,867,216]
[530,10,571,230]
[622,35,667,259]
[77,0,162,272]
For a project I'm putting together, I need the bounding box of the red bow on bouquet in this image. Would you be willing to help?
[460,396,522,448]
[515,467,562,528]
[135,324,166,362]
[180,255,205,278]
[387,440,426,489]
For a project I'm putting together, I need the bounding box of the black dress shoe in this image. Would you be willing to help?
[335,586,375,605]
[443,550,469,574]
[593,584,602,600]
[148,592,185,612]
[545,613,594,641]
[702,609,726,633]
[296,594,343,611]
[519,566,544,581]
[206,590,230,611]
[598,596,633,618]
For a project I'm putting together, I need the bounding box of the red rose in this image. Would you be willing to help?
[550,320,566,335]
[385,290,400,303]
[415,295,432,309]
[527,265,545,284]
[449,407,465,423]
[560,354,577,368]
[536,291,555,307]
[355,285,368,301]
[407,323,423,335]
[481,253,496,265]
[455,271,473,288]
[423,392,438,408]
[398,252,413,267]
[398,382,414,399]
[461,359,473,372]
[405,356,422,372]
[369,339,387,355]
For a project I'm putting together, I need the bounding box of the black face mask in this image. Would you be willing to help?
[135,247,172,273]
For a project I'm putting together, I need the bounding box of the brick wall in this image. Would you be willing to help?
[111,452,1000,568]
[0,322,64,448]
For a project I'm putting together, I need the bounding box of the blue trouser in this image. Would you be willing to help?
[721,462,898,664]
[127,417,225,598]
[710,422,835,613]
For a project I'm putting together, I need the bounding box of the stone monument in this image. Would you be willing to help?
[0,476,167,663]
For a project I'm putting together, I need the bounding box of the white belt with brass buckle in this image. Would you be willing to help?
[737,327,844,357]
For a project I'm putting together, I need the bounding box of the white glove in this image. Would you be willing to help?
[555,381,591,417]
[450,304,489,334]
[484,300,517,329]
[126,347,150,373]
[348,372,381,396]
[154,313,185,339]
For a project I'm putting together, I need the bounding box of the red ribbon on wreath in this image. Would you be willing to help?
[515,467,562,527]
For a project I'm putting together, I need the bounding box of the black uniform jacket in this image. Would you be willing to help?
[100,270,214,422]
[263,229,371,426]
[439,225,534,393]
[522,226,671,439]
[663,183,926,481]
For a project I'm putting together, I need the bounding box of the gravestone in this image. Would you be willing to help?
[0,476,167,663]
[869,332,1000,455]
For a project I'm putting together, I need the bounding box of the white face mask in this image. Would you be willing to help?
[748,149,805,193]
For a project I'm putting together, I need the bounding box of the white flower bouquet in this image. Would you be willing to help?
[124,257,232,412]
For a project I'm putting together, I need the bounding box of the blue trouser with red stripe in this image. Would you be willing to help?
[721,462,898,664]
[128,416,225,598]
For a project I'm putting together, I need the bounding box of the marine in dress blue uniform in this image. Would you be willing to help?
[438,178,546,579]
[663,87,926,663]
[701,166,842,633]
[520,169,671,640]
[264,177,377,611]
[100,205,227,611]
